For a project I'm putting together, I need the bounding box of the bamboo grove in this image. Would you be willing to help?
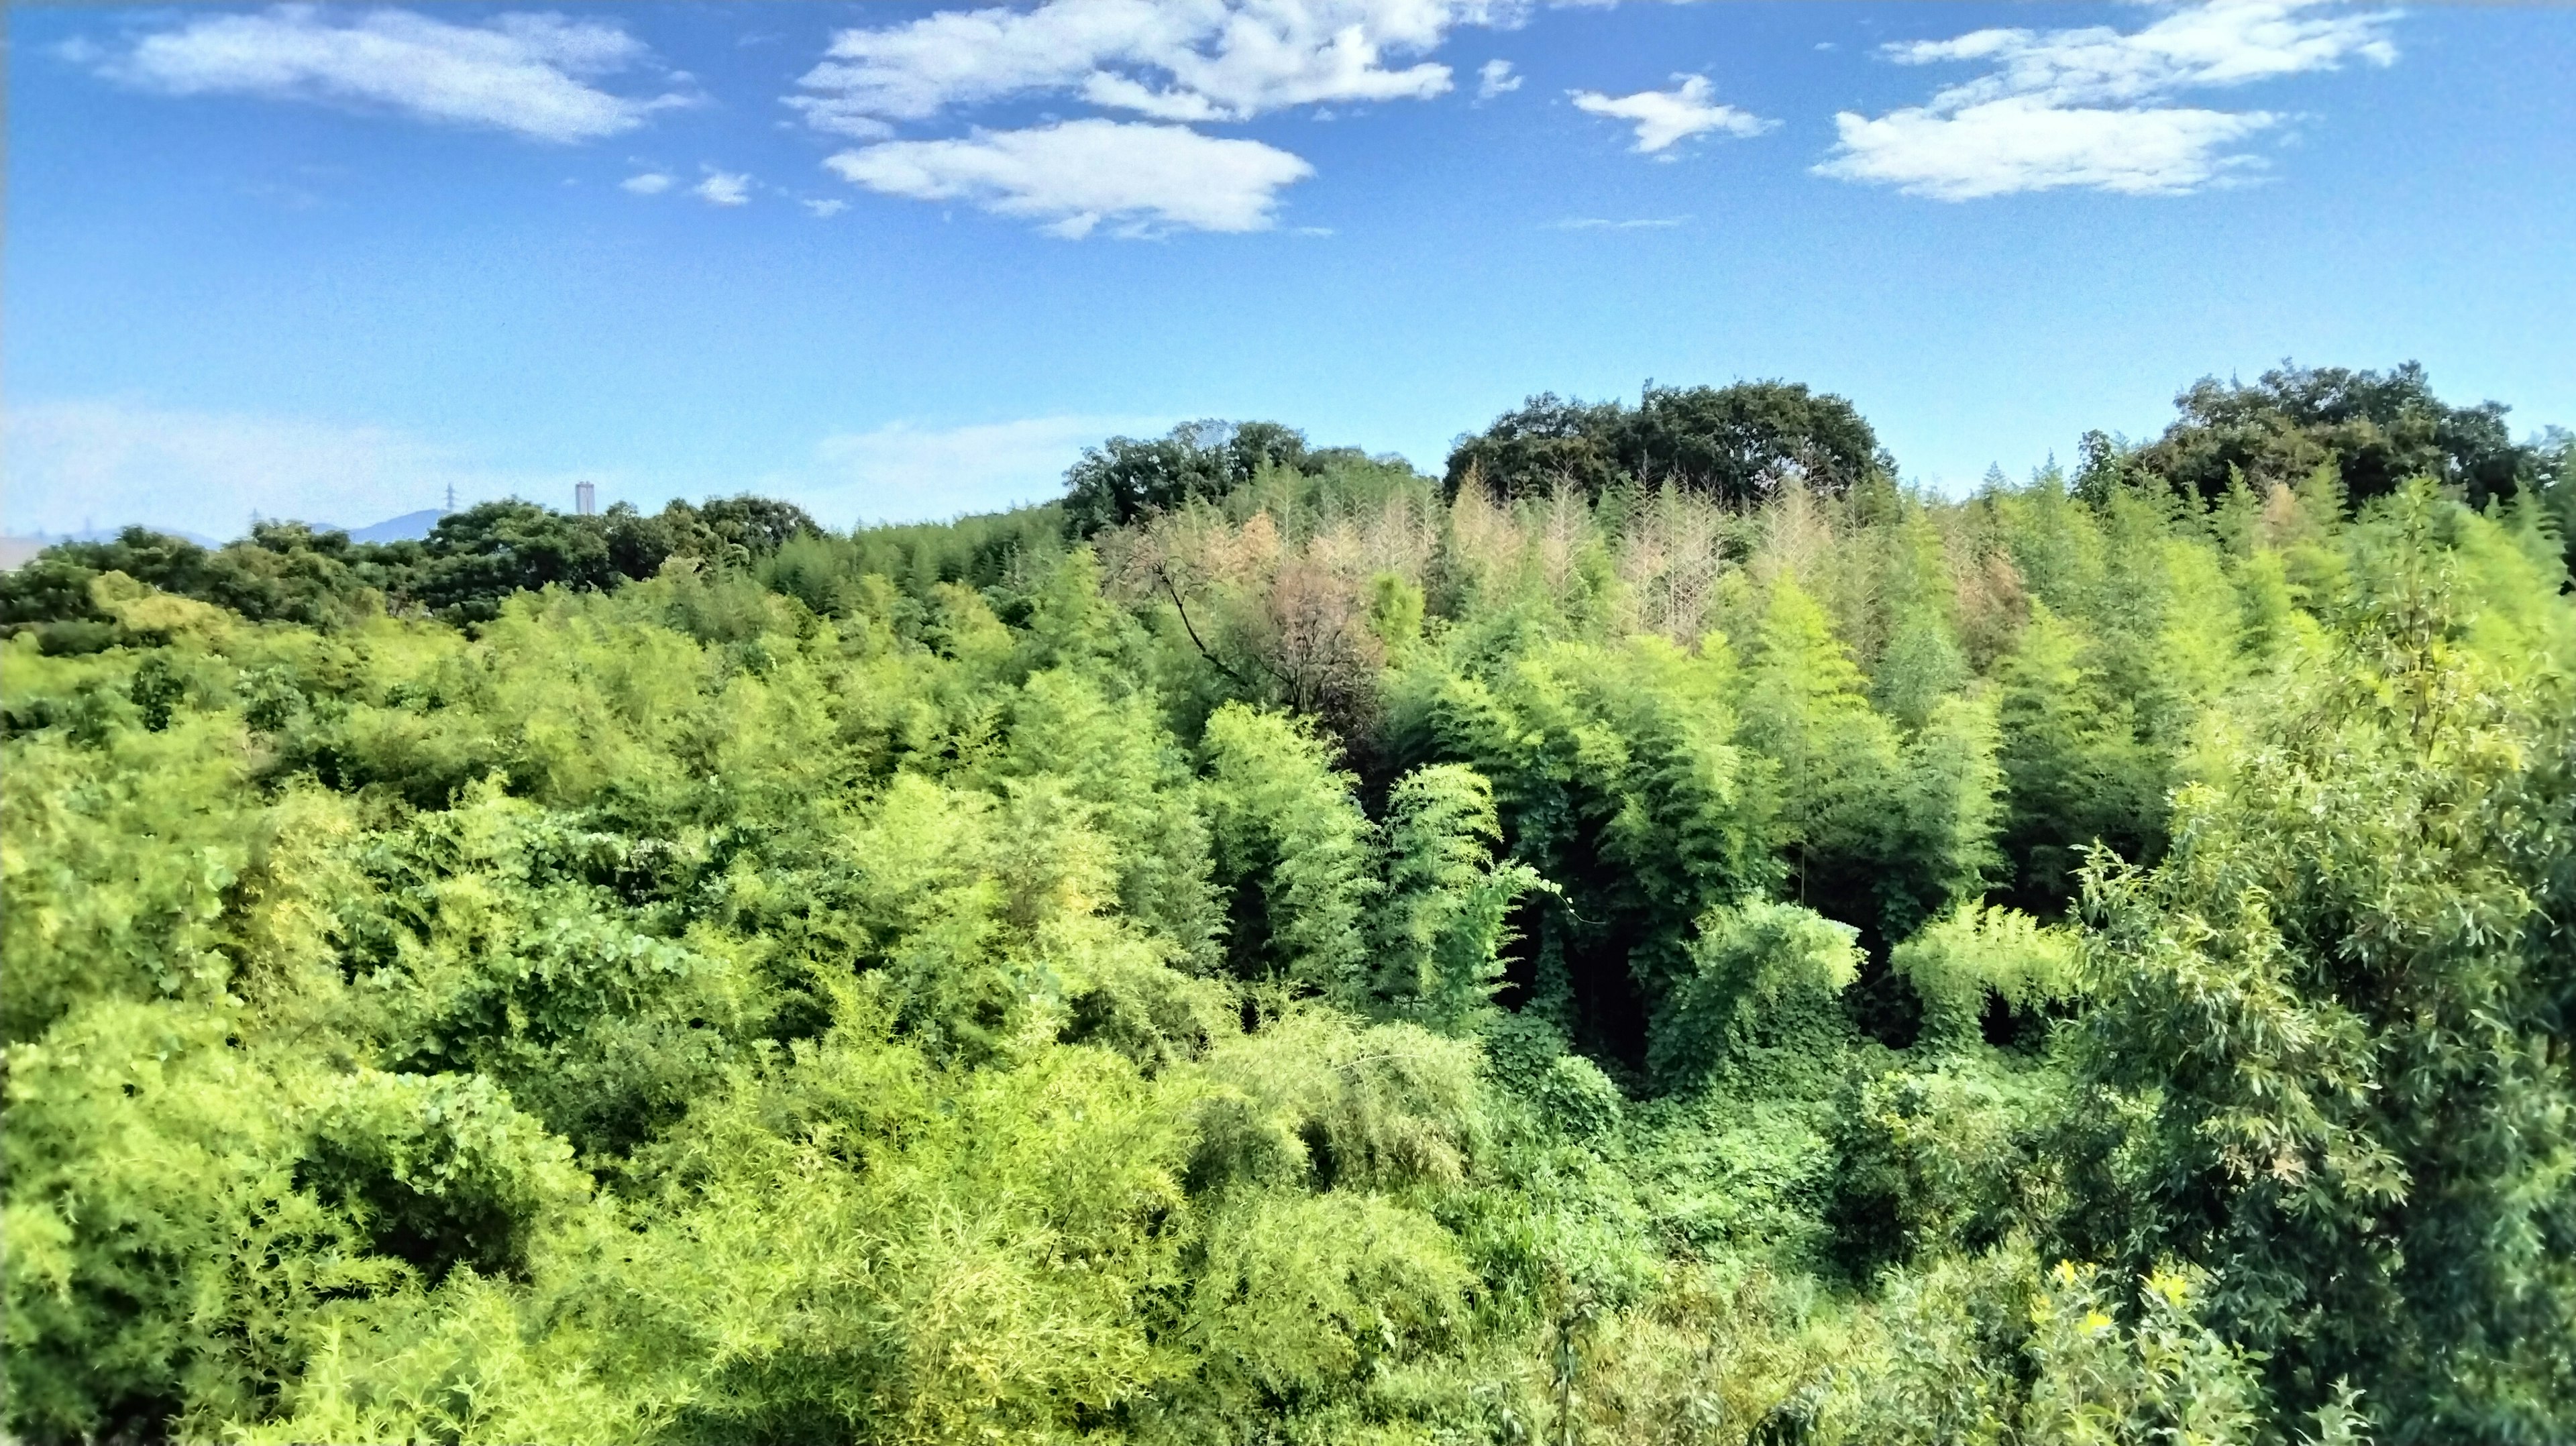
[3,367,2573,1445]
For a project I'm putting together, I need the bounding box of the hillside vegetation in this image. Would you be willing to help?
[4,366,2573,1445]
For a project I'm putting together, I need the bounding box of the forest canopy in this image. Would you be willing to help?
[2119,360,2556,508]
[3,362,2573,1446]
[1442,381,1890,505]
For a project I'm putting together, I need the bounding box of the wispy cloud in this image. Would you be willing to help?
[787,0,1495,137]
[824,119,1314,238]
[1570,74,1774,156]
[1816,0,2400,199]
[621,171,674,194]
[1477,58,1521,101]
[3,398,584,540]
[694,169,753,206]
[784,414,1170,524]
[802,198,850,219]
[91,6,692,143]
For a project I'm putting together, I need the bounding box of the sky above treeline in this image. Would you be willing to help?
[7,0,2572,540]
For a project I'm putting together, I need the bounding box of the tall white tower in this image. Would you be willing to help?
[575,480,596,517]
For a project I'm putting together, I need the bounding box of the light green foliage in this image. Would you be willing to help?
[1828,1056,2068,1271]
[1893,901,2080,1046]
[4,393,2568,1445]
[2235,548,2301,659]
[1880,691,2007,943]
[1,704,254,1042]
[230,1274,659,1446]
[1405,630,1766,1059]
[1173,1190,1473,1416]
[1199,702,1378,991]
[1816,1247,2264,1446]
[5,1003,394,1439]
[1995,602,2166,906]
[1816,1244,2038,1446]
[1621,1092,1839,1265]
[1741,579,1902,911]
[298,1068,592,1284]
[997,667,1225,968]
[2018,1263,2263,1446]
[1647,898,1861,1094]
[1870,506,1972,730]
[1367,570,1427,657]
[1739,576,1999,944]
[352,779,765,1157]
[1188,1007,1486,1194]
[2070,488,2576,1437]
[605,1016,1198,1443]
[1550,1260,1840,1446]
[1373,763,1548,1031]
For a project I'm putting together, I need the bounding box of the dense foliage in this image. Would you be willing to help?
[5,366,2572,1445]
[2117,361,2559,510]
[1443,382,1890,504]
[1063,421,1364,536]
[0,496,822,643]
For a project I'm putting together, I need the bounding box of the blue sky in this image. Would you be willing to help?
[7,0,2572,539]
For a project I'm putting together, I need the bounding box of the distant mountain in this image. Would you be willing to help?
[347,509,444,544]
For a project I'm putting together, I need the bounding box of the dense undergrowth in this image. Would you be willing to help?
[4,370,2573,1445]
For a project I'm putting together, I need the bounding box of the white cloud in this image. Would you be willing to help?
[787,0,1497,136]
[2,398,584,541]
[694,170,753,206]
[93,6,690,144]
[621,171,674,194]
[824,119,1314,237]
[1477,58,1521,100]
[1882,0,2397,109]
[1570,74,1773,155]
[803,198,851,218]
[1818,0,2399,199]
[787,414,1169,524]
[1820,97,2276,200]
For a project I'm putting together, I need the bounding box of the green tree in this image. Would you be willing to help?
[1371,763,1547,1032]
[1441,392,1628,499]
[1062,419,1320,534]
[2135,361,2542,508]
[1737,577,1907,936]
[1198,702,1377,993]
[1623,380,1888,504]
[1445,382,1889,505]
[1994,603,2163,909]
[2068,488,2576,1438]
